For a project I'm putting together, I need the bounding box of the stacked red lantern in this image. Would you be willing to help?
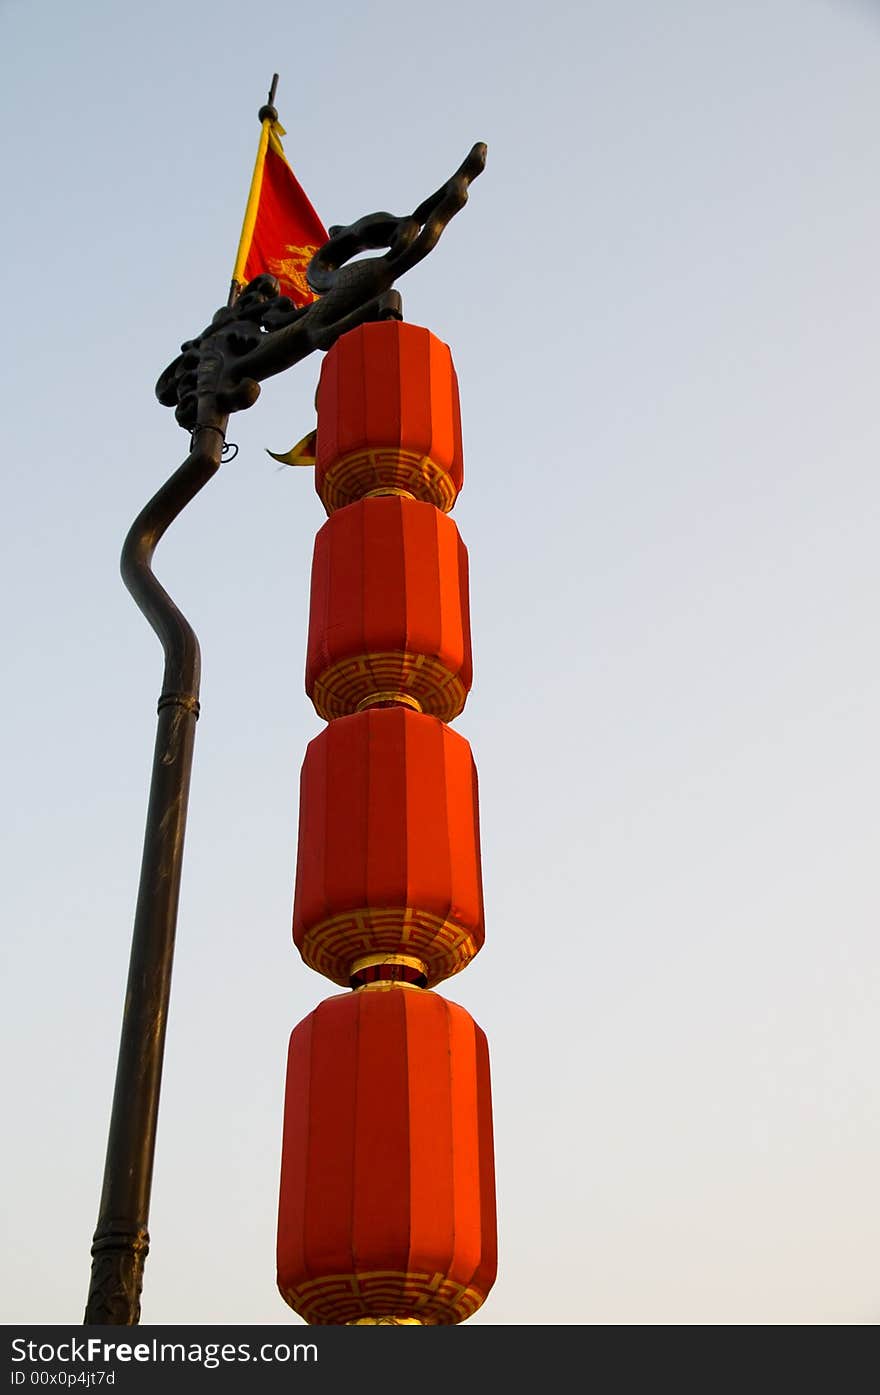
[314,321,464,513]
[306,496,472,721]
[277,320,497,1325]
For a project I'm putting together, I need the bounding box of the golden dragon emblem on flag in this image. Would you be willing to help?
[267,244,320,302]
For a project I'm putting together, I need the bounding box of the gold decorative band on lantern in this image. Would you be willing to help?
[350,952,429,988]
[353,979,422,994]
[279,1267,488,1326]
[348,1317,425,1325]
[354,690,423,713]
[297,906,481,988]
[362,487,417,500]
[311,651,467,723]
[318,447,459,515]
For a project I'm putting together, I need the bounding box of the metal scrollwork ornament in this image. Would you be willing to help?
[156,142,487,433]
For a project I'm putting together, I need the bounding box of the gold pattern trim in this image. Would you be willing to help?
[279,1266,489,1327]
[312,651,466,723]
[319,447,458,514]
[362,487,417,500]
[347,1317,424,1325]
[297,906,481,988]
[351,952,429,977]
[354,980,422,993]
[354,690,423,713]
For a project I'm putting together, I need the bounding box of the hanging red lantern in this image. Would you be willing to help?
[306,495,472,722]
[314,321,464,514]
[293,707,484,987]
[276,984,497,1326]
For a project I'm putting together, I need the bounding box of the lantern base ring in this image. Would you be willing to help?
[312,650,467,722]
[362,487,417,501]
[347,1317,425,1325]
[355,690,423,713]
[350,952,429,988]
[319,446,458,515]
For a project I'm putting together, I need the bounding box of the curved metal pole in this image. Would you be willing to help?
[85,419,227,1324]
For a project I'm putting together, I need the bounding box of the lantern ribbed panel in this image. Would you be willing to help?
[293,708,484,986]
[306,496,472,722]
[314,322,464,513]
[276,985,497,1326]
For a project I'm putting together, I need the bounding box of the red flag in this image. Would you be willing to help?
[233,123,327,307]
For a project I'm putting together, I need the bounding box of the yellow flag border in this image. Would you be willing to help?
[231,118,288,288]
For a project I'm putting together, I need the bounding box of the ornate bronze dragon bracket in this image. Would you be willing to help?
[156,141,487,434]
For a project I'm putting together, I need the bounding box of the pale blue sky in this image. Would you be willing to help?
[2,0,879,1325]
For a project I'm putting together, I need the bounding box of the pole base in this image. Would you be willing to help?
[84,1227,149,1325]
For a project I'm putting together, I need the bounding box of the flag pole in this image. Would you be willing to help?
[228,73,280,307]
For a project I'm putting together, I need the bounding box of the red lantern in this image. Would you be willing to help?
[293,708,484,987]
[306,495,472,722]
[315,321,464,514]
[276,984,497,1325]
